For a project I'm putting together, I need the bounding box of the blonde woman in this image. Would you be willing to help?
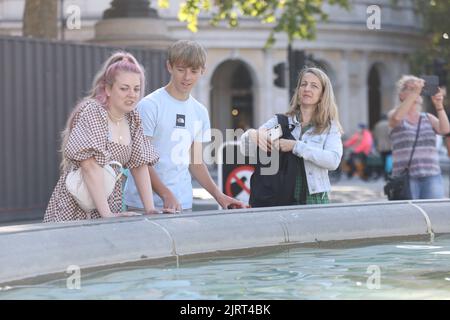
[388,75,450,199]
[44,52,159,222]
[241,67,343,207]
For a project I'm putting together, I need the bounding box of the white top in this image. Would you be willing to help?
[124,87,211,210]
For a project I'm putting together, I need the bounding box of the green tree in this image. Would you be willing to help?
[158,0,350,46]
[407,0,450,85]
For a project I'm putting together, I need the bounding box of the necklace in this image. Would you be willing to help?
[107,111,125,123]
[107,111,126,141]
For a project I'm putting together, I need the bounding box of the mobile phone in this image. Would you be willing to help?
[420,75,439,96]
[268,124,283,141]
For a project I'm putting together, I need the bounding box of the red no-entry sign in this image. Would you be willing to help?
[218,142,256,209]
[225,165,254,200]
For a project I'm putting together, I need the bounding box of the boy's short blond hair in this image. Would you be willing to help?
[167,40,206,69]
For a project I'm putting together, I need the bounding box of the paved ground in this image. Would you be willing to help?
[329,176,387,203]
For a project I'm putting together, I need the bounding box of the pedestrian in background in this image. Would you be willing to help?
[388,75,450,200]
[373,114,392,179]
[343,123,373,179]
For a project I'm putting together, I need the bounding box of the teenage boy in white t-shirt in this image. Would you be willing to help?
[124,40,245,212]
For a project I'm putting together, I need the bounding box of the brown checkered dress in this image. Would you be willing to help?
[43,99,159,223]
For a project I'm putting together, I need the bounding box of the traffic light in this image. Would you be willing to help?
[288,49,305,99]
[273,62,286,88]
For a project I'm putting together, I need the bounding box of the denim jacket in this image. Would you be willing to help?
[241,115,343,194]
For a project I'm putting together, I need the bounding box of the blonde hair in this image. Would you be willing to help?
[60,51,145,171]
[396,74,421,96]
[396,74,423,110]
[287,67,343,134]
[167,40,206,69]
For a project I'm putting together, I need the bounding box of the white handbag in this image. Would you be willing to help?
[65,161,123,212]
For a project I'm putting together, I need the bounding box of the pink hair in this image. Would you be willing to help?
[60,51,145,171]
[91,52,145,106]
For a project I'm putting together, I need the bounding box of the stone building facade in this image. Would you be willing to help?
[0,0,424,135]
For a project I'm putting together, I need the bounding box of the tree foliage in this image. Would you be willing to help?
[159,0,350,46]
[406,0,450,85]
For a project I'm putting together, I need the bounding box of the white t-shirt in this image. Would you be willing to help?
[124,87,211,210]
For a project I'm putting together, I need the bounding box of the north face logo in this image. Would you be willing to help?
[176,114,186,127]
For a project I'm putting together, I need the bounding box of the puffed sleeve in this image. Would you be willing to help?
[65,100,110,167]
[126,110,159,169]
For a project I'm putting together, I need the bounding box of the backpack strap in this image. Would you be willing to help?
[276,114,294,138]
[406,114,422,171]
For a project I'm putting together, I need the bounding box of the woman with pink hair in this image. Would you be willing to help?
[44,52,159,222]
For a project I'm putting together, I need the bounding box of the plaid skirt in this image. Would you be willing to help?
[293,158,329,205]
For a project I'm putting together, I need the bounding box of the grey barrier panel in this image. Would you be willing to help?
[1,200,450,285]
[0,35,169,223]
